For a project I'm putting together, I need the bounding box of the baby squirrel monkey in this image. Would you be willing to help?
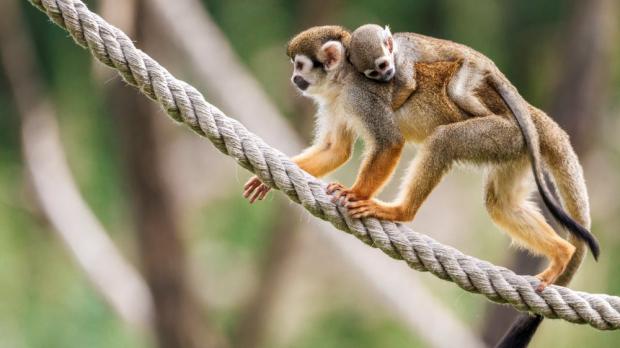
[244,26,598,301]
[347,25,417,111]
[348,24,491,117]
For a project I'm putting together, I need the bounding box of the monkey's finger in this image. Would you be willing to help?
[350,207,371,218]
[243,182,258,194]
[243,185,258,198]
[249,189,264,204]
[344,194,360,203]
[351,212,371,219]
[342,191,362,205]
[257,187,271,200]
[244,176,259,189]
[243,176,256,189]
[346,200,367,208]
[326,183,343,194]
[348,203,370,213]
[334,190,349,205]
[331,189,346,203]
[248,191,260,204]
[348,204,370,215]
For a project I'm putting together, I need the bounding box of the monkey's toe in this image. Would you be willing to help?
[535,280,549,293]
[327,184,367,206]
[330,188,351,205]
[347,200,404,220]
[534,271,558,293]
[348,201,373,218]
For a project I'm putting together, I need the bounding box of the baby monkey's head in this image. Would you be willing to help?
[349,24,396,82]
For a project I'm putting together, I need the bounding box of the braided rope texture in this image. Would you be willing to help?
[28,0,620,330]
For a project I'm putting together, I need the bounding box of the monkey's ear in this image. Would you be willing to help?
[383,25,394,53]
[318,40,345,71]
[383,25,392,38]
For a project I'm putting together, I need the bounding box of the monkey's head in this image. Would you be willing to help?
[286,26,351,96]
[349,24,395,82]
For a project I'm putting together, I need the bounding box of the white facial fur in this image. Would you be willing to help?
[290,41,345,98]
[291,54,325,97]
[363,25,397,81]
[292,55,314,82]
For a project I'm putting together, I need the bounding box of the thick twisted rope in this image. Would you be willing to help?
[28,0,620,330]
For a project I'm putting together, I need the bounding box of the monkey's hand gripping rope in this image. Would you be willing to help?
[28,0,620,330]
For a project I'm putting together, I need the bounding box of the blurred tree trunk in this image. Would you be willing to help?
[0,0,154,334]
[481,0,614,345]
[550,0,613,151]
[102,1,226,347]
[233,199,299,348]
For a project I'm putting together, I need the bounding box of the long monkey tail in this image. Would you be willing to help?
[490,73,596,347]
[489,74,600,260]
[495,314,543,348]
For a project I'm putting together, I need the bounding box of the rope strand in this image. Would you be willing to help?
[28,0,620,330]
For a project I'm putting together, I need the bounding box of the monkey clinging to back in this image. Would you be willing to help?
[344,23,599,282]
[243,27,599,346]
[343,24,601,346]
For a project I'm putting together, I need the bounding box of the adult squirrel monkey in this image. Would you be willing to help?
[243,25,599,347]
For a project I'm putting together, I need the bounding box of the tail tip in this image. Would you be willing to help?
[584,232,600,261]
[591,241,600,261]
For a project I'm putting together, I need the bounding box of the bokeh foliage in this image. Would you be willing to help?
[1,0,619,347]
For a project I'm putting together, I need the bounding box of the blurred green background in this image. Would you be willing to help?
[1,0,619,347]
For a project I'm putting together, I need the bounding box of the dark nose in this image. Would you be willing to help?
[382,68,395,81]
[293,75,310,90]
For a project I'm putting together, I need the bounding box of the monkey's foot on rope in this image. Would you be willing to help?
[346,199,410,221]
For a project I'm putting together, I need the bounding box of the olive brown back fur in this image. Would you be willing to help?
[347,23,599,277]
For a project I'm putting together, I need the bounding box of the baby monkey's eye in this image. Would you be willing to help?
[378,62,387,70]
[368,70,379,78]
[312,60,323,68]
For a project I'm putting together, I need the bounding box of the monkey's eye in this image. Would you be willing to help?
[295,61,304,70]
[368,70,379,78]
[378,62,387,70]
[312,59,323,69]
